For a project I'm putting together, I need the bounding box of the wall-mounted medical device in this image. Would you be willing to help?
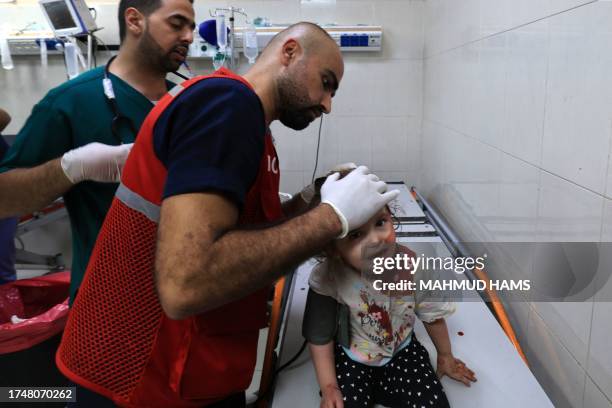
[237,25,383,52]
[38,0,97,37]
[327,26,383,51]
[189,24,383,59]
[5,35,62,55]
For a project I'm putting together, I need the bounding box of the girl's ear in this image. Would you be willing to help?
[386,205,400,230]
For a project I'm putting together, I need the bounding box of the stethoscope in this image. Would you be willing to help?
[103,55,190,141]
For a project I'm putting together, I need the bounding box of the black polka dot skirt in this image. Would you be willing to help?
[332,335,450,408]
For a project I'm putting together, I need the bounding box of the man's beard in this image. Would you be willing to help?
[138,26,181,73]
[276,73,320,131]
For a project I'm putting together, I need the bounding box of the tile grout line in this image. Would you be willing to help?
[423,118,610,200]
[423,0,599,60]
[529,306,589,372]
[585,369,612,405]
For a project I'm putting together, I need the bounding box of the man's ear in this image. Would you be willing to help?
[280,39,300,66]
[124,7,146,38]
[0,109,11,132]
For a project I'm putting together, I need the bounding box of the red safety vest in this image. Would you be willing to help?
[57,68,283,407]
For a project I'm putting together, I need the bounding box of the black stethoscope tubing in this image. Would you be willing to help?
[103,55,189,142]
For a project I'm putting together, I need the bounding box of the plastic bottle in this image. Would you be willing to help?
[243,23,258,64]
[216,14,227,51]
[40,38,48,69]
[64,42,79,79]
[0,33,14,70]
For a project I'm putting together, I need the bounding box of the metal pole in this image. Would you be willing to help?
[410,186,478,283]
[229,7,235,69]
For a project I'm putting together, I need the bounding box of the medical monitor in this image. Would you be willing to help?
[39,0,97,37]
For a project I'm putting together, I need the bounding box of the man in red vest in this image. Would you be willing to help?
[58,22,399,407]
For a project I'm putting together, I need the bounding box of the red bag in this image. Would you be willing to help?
[0,271,70,354]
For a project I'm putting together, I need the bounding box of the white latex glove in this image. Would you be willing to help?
[320,166,400,238]
[300,162,358,204]
[60,142,133,184]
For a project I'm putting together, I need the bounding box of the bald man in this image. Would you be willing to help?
[57,22,398,407]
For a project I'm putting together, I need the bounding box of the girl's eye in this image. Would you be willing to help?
[376,218,388,227]
[348,231,362,240]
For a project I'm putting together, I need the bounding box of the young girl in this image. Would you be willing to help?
[302,177,476,408]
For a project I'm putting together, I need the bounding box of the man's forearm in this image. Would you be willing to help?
[0,158,73,217]
[157,203,341,318]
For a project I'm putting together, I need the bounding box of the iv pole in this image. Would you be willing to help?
[209,6,248,70]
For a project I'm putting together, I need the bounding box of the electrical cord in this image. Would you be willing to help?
[310,116,324,183]
[93,34,112,67]
[15,236,24,251]
[93,34,109,53]
[276,339,307,374]
[91,35,97,67]
[92,35,115,68]
[15,22,36,35]
[253,339,307,405]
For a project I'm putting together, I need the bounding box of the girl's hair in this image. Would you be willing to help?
[308,169,400,218]
[306,175,332,210]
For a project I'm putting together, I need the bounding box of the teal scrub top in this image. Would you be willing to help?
[0,67,170,301]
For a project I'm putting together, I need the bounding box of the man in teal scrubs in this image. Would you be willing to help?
[0,0,195,301]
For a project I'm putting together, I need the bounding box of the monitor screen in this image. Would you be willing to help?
[42,1,77,30]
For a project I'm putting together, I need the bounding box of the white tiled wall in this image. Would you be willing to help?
[422,1,612,407]
[0,0,425,195]
[587,200,612,404]
[527,309,587,408]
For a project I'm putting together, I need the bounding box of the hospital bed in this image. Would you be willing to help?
[3,133,68,272]
[263,182,553,408]
[15,199,68,271]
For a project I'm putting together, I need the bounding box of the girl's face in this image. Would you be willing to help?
[334,207,396,271]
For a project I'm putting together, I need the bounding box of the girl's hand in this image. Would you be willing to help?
[436,354,477,387]
[320,384,345,408]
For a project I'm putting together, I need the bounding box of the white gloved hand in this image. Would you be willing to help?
[320,166,400,238]
[300,162,358,204]
[60,142,134,184]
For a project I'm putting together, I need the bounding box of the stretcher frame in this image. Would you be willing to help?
[256,182,552,408]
